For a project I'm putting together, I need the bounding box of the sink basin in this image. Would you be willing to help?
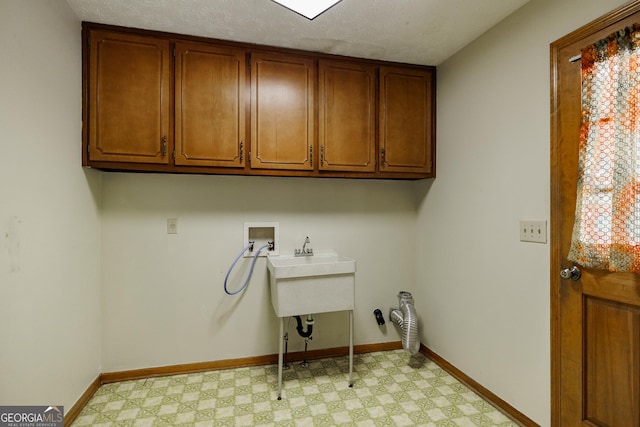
[267,251,356,317]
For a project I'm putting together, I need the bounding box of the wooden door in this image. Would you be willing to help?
[379,66,435,174]
[175,43,246,167]
[88,30,170,164]
[250,52,315,171]
[551,2,640,426]
[318,60,375,172]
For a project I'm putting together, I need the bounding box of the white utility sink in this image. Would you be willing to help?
[267,251,356,317]
[268,250,356,398]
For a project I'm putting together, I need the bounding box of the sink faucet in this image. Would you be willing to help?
[295,236,313,257]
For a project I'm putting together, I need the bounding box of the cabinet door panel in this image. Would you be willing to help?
[319,61,375,172]
[89,31,170,163]
[251,53,315,170]
[175,43,246,167]
[379,67,434,174]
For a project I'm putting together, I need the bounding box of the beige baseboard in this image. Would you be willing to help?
[64,375,101,425]
[100,341,403,384]
[65,341,537,427]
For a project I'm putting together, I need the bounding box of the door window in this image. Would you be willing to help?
[569,24,640,272]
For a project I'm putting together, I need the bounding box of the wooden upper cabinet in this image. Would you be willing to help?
[319,61,376,172]
[250,52,315,171]
[83,24,436,178]
[175,43,246,167]
[379,66,435,174]
[88,30,170,164]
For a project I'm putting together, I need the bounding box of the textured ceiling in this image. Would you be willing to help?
[65,0,530,66]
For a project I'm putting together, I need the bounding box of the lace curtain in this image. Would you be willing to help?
[568,24,640,272]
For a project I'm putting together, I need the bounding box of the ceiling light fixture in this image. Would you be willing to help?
[271,0,342,20]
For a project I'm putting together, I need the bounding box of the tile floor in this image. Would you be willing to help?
[71,350,519,426]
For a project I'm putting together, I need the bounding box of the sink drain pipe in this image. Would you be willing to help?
[294,315,314,338]
[389,291,420,355]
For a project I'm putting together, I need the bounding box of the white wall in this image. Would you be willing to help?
[0,0,101,411]
[414,0,628,425]
[100,173,416,371]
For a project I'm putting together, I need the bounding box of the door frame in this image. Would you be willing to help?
[550,2,640,425]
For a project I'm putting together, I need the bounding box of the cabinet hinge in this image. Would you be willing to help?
[173,48,176,57]
[173,150,176,159]
[87,143,90,154]
[248,151,251,164]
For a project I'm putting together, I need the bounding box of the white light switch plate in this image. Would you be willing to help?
[520,220,547,243]
[167,218,178,234]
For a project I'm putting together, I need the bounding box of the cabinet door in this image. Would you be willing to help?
[175,43,246,167]
[250,53,315,171]
[379,66,435,174]
[319,61,375,172]
[88,30,170,164]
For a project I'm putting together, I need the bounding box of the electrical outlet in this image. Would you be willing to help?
[167,218,178,234]
[520,220,547,243]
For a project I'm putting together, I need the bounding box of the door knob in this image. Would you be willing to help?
[560,266,581,281]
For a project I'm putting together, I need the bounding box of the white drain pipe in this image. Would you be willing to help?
[389,291,420,355]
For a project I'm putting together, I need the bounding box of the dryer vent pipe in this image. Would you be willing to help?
[389,291,420,355]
